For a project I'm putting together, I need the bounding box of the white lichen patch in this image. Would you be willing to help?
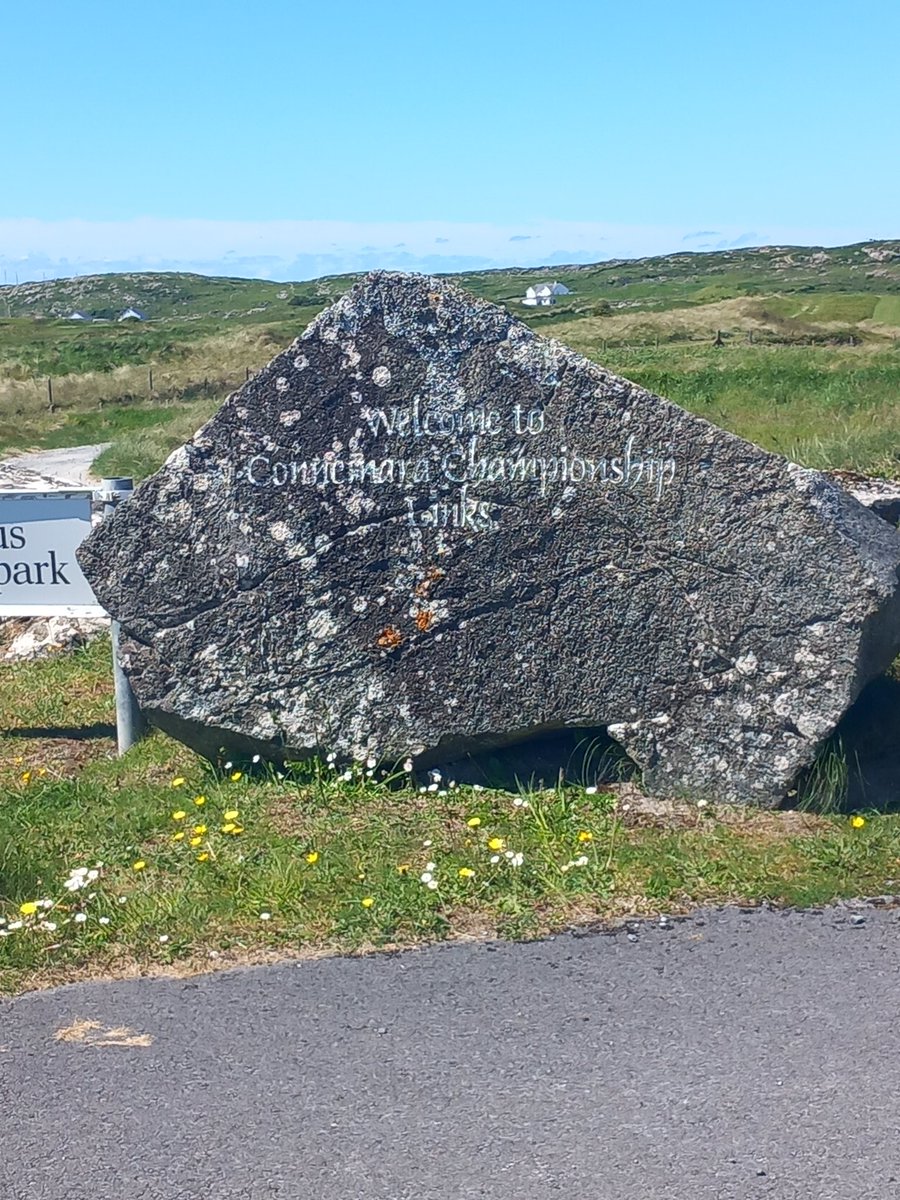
[275,377,290,393]
[314,534,332,554]
[280,410,303,427]
[372,365,391,387]
[307,611,338,640]
[166,499,191,523]
[734,652,758,676]
[352,596,368,613]
[164,446,189,471]
[268,521,292,543]
[293,354,309,371]
[794,644,825,667]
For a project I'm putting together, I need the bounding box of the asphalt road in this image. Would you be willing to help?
[1,905,898,1200]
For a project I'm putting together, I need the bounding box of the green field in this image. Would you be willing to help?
[1,239,898,482]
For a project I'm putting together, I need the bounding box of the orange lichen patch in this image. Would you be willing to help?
[376,626,403,650]
[415,610,434,633]
[414,566,445,598]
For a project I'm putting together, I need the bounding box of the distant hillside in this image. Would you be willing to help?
[0,271,337,322]
[0,239,898,485]
[2,240,898,325]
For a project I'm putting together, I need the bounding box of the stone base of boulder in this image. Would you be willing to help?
[1,616,109,662]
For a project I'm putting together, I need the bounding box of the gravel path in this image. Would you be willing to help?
[1,904,898,1199]
[0,444,110,490]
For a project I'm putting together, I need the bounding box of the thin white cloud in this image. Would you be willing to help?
[0,217,891,284]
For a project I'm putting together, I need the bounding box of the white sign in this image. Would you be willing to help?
[0,490,106,617]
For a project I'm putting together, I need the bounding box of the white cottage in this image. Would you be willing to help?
[118,307,146,322]
[522,281,571,307]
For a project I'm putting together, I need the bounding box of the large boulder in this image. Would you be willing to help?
[77,272,900,806]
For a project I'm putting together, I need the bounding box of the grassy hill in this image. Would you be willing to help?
[0,240,898,480]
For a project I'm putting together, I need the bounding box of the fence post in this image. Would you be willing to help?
[100,477,147,755]
[47,377,55,412]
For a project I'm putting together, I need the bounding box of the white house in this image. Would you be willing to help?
[67,310,91,321]
[118,307,146,322]
[522,282,571,307]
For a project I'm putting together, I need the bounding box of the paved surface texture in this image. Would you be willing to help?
[0,444,109,490]
[1,905,898,1199]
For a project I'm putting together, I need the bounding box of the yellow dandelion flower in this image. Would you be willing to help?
[19,901,38,916]
[133,860,146,871]
[171,777,186,788]
[172,810,187,821]
[20,770,32,784]
[189,836,202,847]
[222,822,236,834]
[224,809,239,821]
[850,815,866,829]
[194,795,206,806]
[396,863,409,874]
[196,852,210,862]
[230,771,243,782]
[306,851,319,864]
[38,767,47,776]
[458,867,475,879]
[172,832,185,842]
[361,897,375,908]
[577,831,593,843]
[487,837,504,851]
[467,817,481,828]
[193,824,208,835]
[229,826,244,835]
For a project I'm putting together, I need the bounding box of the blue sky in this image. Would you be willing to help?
[2,0,897,281]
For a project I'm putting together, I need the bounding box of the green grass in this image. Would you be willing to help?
[1,638,898,995]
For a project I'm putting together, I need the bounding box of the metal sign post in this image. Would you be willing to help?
[0,478,146,756]
[99,478,147,755]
